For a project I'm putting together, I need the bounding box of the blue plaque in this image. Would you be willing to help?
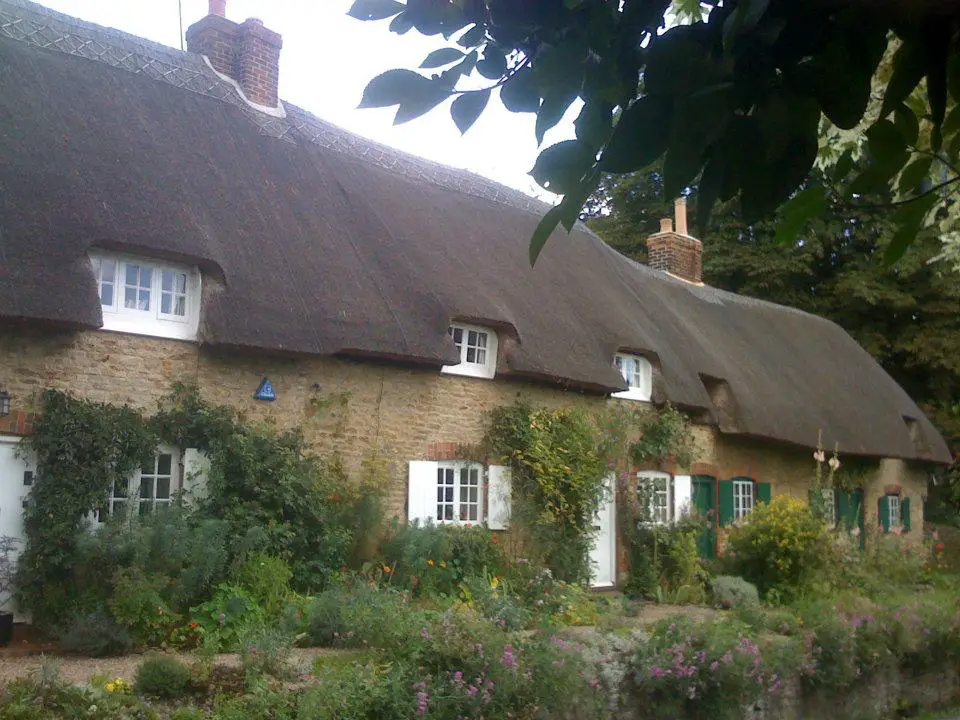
[254,377,276,401]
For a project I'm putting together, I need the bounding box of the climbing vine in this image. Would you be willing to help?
[484,399,609,584]
[17,390,157,626]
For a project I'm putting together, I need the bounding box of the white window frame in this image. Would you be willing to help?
[612,353,653,401]
[441,323,498,379]
[887,494,901,531]
[435,461,484,525]
[98,447,178,523]
[89,252,201,341]
[638,470,673,524]
[733,479,755,521]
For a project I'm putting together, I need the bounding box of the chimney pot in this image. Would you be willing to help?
[674,197,688,236]
[659,217,673,233]
[209,0,226,17]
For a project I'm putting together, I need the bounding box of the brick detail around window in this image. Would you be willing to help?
[884,484,903,495]
[690,462,720,477]
[425,442,484,462]
[646,232,703,284]
[186,14,282,108]
[0,409,34,437]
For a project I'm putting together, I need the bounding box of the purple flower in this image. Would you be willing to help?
[467,685,478,697]
[453,671,464,685]
[709,661,719,671]
[415,691,429,716]
[420,627,430,638]
[501,645,518,670]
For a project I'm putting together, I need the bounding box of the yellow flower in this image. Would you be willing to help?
[426,559,435,567]
[440,561,447,568]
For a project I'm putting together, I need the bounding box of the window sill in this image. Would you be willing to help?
[612,388,652,402]
[100,317,199,342]
[441,363,496,380]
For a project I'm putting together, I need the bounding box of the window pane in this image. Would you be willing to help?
[476,348,486,364]
[138,289,150,311]
[113,479,128,498]
[174,296,186,316]
[140,479,153,499]
[161,294,171,315]
[156,477,170,500]
[157,454,172,476]
[466,347,476,363]
[101,284,113,307]
[161,272,173,292]
[452,327,463,344]
[443,486,454,502]
[126,264,139,286]
[125,287,138,309]
[476,332,487,348]
[175,274,187,293]
[139,502,151,517]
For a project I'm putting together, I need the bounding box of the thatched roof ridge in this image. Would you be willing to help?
[0,0,950,463]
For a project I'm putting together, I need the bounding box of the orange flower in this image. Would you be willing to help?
[383,565,392,574]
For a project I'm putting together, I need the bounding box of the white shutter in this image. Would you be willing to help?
[487,465,512,530]
[673,475,692,520]
[182,448,211,507]
[408,461,438,525]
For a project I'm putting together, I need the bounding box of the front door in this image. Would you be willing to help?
[0,437,30,618]
[589,475,617,588]
[692,475,716,559]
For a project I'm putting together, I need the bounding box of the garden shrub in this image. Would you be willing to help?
[59,610,133,657]
[630,616,798,719]
[301,578,423,650]
[0,676,153,718]
[108,567,179,647]
[710,575,760,610]
[231,552,293,617]
[133,655,193,699]
[725,495,834,598]
[379,521,507,597]
[238,625,295,680]
[188,583,266,652]
[623,515,707,602]
[458,574,533,629]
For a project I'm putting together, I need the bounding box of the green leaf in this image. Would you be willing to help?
[722,0,770,45]
[833,148,855,183]
[500,70,541,114]
[529,205,565,265]
[457,24,486,48]
[530,140,594,195]
[536,90,577,145]
[388,12,414,34]
[866,119,909,180]
[598,95,672,173]
[359,69,431,109]
[574,101,612,151]
[898,155,933,195]
[922,20,951,150]
[451,89,490,134]
[347,0,404,21]
[644,28,711,96]
[420,48,466,69]
[880,40,925,120]
[774,186,828,245]
[893,105,920,147]
[695,146,729,235]
[476,53,508,80]
[884,193,938,266]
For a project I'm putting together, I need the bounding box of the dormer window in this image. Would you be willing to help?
[441,323,498,379]
[89,253,200,341]
[612,353,652,401]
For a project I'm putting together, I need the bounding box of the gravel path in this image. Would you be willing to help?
[0,648,334,686]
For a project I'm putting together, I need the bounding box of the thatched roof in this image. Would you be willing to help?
[0,0,950,464]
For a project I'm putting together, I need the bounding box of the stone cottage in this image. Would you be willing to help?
[0,0,950,591]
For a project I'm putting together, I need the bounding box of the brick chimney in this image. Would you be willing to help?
[185,0,283,108]
[646,197,703,284]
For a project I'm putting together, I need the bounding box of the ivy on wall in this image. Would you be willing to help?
[17,390,157,625]
[485,399,610,584]
[16,384,384,628]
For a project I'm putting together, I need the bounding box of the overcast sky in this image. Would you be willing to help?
[35,0,576,199]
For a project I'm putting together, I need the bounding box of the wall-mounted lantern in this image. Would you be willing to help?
[254,378,276,402]
[0,391,10,417]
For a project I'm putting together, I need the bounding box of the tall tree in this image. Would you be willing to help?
[586,167,960,459]
[349,0,960,264]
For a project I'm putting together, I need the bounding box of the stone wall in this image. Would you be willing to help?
[0,326,928,535]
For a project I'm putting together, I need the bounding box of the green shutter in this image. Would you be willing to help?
[718,480,734,526]
[757,483,772,505]
[902,497,911,532]
[878,495,891,533]
[852,489,866,548]
[837,490,852,531]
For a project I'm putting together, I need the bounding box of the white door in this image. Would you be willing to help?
[589,475,617,588]
[0,437,31,618]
